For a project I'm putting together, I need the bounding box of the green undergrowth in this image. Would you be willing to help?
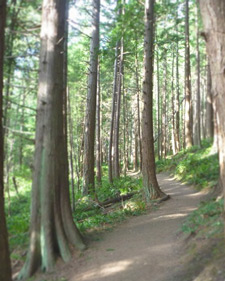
[5,172,146,265]
[74,175,145,234]
[156,139,219,190]
[182,198,224,238]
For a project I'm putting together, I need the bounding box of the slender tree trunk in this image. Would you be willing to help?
[142,0,167,201]
[0,0,12,279]
[161,51,167,158]
[83,0,100,195]
[184,0,193,148]
[171,50,176,154]
[114,38,123,178]
[135,39,142,169]
[205,63,213,139]
[108,44,118,183]
[193,7,201,146]
[156,48,161,159]
[199,0,225,232]
[18,1,85,279]
[175,0,180,152]
[96,63,102,183]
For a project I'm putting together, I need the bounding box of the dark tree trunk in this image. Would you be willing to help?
[199,0,225,232]
[184,0,193,148]
[0,0,12,280]
[18,1,85,279]
[83,0,100,195]
[142,0,167,201]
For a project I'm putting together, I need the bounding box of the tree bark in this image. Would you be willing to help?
[96,62,102,183]
[83,0,100,195]
[199,0,225,233]
[184,0,193,148]
[193,6,201,147]
[0,0,12,279]
[205,63,213,139]
[142,0,167,201]
[18,1,85,279]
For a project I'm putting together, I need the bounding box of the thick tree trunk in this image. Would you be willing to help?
[18,1,85,279]
[0,0,12,280]
[83,0,100,195]
[199,0,225,232]
[184,0,193,148]
[142,0,167,201]
[205,63,213,139]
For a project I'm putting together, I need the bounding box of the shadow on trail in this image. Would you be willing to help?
[67,173,205,281]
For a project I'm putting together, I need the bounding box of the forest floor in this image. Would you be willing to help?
[29,173,225,281]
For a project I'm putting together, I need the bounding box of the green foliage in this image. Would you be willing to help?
[182,198,224,238]
[156,140,219,189]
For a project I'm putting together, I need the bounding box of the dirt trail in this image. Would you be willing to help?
[59,173,205,281]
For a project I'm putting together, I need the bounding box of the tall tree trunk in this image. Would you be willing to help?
[113,38,123,178]
[142,0,167,201]
[184,0,193,148]
[0,0,12,279]
[83,0,100,195]
[171,50,176,154]
[156,47,161,159]
[18,1,85,279]
[175,0,180,152]
[135,38,142,169]
[108,44,118,183]
[96,63,102,183]
[199,0,225,232]
[161,51,167,158]
[205,63,213,139]
[193,6,201,146]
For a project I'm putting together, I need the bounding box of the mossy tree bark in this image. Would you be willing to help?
[142,0,166,201]
[199,0,225,233]
[18,0,85,279]
[0,0,12,280]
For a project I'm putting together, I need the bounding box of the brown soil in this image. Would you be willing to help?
[19,173,223,281]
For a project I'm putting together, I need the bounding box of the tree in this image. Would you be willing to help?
[83,0,100,194]
[199,0,225,230]
[184,0,193,148]
[19,0,85,279]
[142,0,167,200]
[0,0,12,279]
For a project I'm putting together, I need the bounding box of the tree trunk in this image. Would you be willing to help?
[142,0,167,201]
[96,62,102,183]
[193,6,201,146]
[199,0,225,232]
[0,0,12,279]
[205,63,213,139]
[175,4,180,152]
[171,50,176,155]
[156,47,161,159]
[113,37,123,178]
[83,0,100,195]
[184,0,193,148]
[108,43,118,183]
[18,1,85,279]
[161,51,167,158]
